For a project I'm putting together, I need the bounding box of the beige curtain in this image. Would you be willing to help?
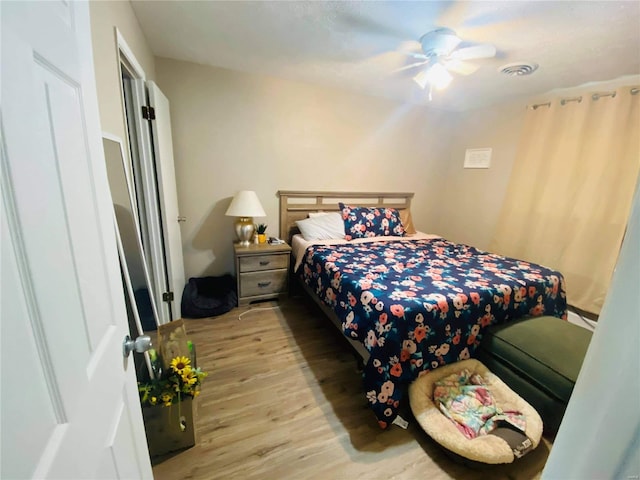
[491,86,640,314]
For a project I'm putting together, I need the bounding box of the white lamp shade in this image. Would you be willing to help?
[225,190,266,217]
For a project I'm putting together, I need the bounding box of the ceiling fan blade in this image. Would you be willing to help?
[396,40,428,60]
[442,59,479,76]
[399,50,429,60]
[449,44,496,60]
[397,40,422,52]
[391,59,430,74]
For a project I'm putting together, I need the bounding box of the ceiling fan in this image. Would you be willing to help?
[395,27,497,93]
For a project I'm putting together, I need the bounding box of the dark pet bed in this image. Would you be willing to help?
[181,275,237,318]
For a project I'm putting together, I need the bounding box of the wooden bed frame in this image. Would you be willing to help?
[277,191,414,362]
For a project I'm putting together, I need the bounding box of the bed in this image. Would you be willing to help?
[278,191,567,429]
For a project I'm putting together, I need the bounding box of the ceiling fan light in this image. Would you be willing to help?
[413,63,453,91]
[426,62,453,90]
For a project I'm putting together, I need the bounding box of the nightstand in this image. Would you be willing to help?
[234,242,292,306]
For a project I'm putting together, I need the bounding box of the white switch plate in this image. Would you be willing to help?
[464,148,492,169]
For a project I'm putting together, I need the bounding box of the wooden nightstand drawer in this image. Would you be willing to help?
[239,270,287,298]
[239,253,289,273]
[234,242,291,306]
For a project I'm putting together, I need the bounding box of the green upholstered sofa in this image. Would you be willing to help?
[477,315,593,435]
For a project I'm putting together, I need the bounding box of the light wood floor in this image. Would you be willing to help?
[151,296,551,479]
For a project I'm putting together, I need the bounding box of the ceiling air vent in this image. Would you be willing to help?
[499,63,539,76]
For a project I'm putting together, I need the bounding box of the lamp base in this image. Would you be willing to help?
[234,217,255,247]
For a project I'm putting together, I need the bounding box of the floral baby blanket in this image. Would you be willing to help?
[433,369,526,439]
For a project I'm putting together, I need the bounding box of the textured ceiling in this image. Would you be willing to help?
[131,1,640,111]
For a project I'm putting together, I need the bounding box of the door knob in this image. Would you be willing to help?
[123,334,152,358]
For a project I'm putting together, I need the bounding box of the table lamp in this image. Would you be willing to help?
[225,190,266,247]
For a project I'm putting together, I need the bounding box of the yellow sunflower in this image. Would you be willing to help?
[182,372,198,386]
[170,356,191,374]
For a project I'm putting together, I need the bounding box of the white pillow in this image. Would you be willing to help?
[308,211,334,218]
[296,212,345,240]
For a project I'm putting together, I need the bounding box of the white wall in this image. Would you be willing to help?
[435,102,525,250]
[154,56,638,286]
[438,76,640,252]
[89,0,156,141]
[155,58,456,279]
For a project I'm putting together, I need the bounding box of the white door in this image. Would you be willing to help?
[148,82,186,321]
[1,2,152,478]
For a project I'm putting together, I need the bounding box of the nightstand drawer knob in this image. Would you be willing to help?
[259,261,270,266]
[258,281,272,288]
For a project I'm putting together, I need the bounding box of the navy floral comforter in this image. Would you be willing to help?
[298,238,567,429]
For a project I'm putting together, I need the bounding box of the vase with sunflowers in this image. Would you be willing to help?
[138,345,207,457]
[138,349,207,409]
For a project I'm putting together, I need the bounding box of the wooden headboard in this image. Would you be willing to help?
[277,190,414,242]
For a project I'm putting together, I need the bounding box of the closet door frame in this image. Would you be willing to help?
[116,28,171,325]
